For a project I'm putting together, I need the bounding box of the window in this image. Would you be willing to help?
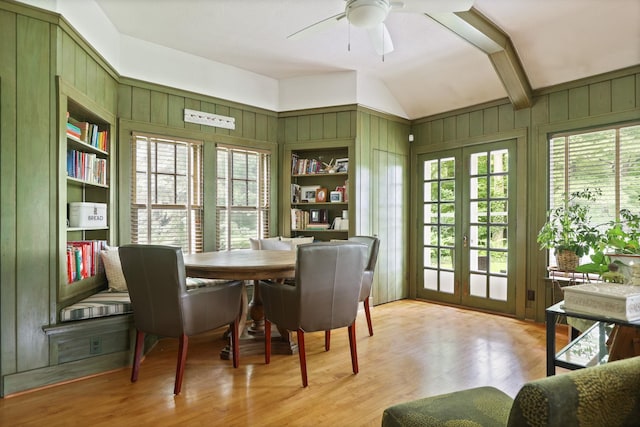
[549,123,640,225]
[131,133,203,254]
[216,146,271,250]
[547,123,640,267]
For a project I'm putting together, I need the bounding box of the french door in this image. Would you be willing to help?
[416,140,517,314]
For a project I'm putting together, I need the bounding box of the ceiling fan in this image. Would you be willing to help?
[287,0,475,55]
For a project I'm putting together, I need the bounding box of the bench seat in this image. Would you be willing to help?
[59,278,236,322]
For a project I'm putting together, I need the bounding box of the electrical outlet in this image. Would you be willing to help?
[90,336,102,354]
[527,289,535,301]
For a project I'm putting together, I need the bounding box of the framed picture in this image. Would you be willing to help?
[316,187,328,202]
[330,191,343,203]
[335,158,349,173]
[300,185,320,203]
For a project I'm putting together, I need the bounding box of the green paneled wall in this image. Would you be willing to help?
[411,66,640,321]
[116,78,279,250]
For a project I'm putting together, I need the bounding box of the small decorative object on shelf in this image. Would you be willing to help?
[330,191,343,203]
[316,187,328,202]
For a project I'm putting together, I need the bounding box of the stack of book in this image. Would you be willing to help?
[66,240,107,283]
[291,208,309,231]
[291,155,325,175]
[67,113,109,152]
[67,149,108,185]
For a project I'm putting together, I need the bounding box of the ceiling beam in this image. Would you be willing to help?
[427,7,533,110]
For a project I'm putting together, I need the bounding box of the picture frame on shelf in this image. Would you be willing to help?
[330,191,343,203]
[335,158,349,173]
[300,185,320,203]
[316,187,328,203]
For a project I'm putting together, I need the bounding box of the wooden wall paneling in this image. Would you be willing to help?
[255,113,268,142]
[229,107,242,138]
[483,106,499,134]
[117,84,132,120]
[60,30,75,85]
[0,8,18,385]
[357,111,371,235]
[73,42,87,95]
[568,86,589,119]
[242,110,256,140]
[296,115,310,141]
[430,118,444,143]
[16,14,51,371]
[323,112,337,139]
[442,116,456,141]
[283,116,297,143]
[611,75,636,112]
[309,114,323,140]
[456,113,470,140]
[469,110,484,137]
[498,104,515,132]
[131,86,151,123]
[373,148,389,304]
[589,80,612,116]
[336,111,351,138]
[150,90,168,125]
[268,115,278,143]
[167,94,185,128]
[548,90,569,123]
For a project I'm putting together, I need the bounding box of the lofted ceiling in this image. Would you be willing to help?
[93,0,640,119]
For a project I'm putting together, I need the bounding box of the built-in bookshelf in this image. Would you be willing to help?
[58,79,115,305]
[283,141,353,241]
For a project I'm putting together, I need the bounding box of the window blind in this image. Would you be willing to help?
[131,133,203,254]
[216,145,271,251]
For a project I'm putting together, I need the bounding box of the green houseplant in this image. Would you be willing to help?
[537,188,603,272]
[575,207,640,282]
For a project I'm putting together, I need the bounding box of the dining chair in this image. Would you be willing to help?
[118,244,243,395]
[261,242,368,387]
[325,236,380,350]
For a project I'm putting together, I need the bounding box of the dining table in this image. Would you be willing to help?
[182,249,297,359]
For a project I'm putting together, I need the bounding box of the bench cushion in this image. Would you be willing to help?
[60,290,132,322]
[59,278,236,322]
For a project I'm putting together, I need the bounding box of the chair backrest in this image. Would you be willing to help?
[295,242,368,332]
[507,355,640,427]
[118,244,187,337]
[348,236,380,273]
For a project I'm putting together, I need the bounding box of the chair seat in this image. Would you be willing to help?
[382,386,513,427]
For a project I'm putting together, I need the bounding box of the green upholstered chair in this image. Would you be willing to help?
[382,355,640,427]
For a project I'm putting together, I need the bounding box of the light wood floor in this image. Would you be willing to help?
[0,300,568,426]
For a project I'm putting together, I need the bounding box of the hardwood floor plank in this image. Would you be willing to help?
[0,300,567,426]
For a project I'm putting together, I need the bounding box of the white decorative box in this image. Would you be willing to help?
[563,283,640,321]
[69,202,107,228]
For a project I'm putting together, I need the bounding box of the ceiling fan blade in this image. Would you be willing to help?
[390,0,474,13]
[287,12,347,40]
[368,23,394,55]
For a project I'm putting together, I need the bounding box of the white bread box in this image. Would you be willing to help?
[69,202,107,228]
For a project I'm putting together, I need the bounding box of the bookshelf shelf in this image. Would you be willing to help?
[284,141,353,241]
[67,176,109,188]
[58,78,116,304]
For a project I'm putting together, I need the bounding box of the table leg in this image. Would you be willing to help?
[546,309,556,376]
[220,280,298,359]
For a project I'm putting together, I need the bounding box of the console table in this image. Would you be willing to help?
[546,301,640,376]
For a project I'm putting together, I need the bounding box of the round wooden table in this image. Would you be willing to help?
[183,250,297,358]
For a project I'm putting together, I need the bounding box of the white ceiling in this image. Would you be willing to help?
[93,0,640,119]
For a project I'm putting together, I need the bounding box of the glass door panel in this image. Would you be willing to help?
[417,141,516,314]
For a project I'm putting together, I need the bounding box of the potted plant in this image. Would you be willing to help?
[575,207,640,283]
[537,188,603,272]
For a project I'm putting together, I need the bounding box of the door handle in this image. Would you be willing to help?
[463,234,468,248]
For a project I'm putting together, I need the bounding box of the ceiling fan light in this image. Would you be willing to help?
[346,0,391,28]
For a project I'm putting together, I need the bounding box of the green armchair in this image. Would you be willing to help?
[382,356,640,427]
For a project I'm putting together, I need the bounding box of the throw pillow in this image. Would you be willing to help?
[259,239,292,251]
[280,236,314,250]
[249,236,281,250]
[100,246,128,292]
